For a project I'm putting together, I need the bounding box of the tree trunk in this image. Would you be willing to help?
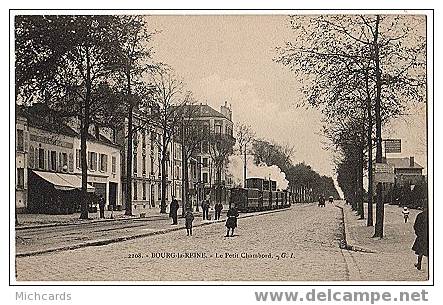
[367,81,374,226]
[358,146,365,219]
[79,45,91,220]
[374,15,384,238]
[125,102,134,216]
[160,132,168,214]
[243,145,247,188]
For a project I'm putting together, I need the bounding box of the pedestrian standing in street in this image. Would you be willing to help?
[185,210,195,236]
[402,206,410,223]
[169,197,180,225]
[214,202,223,220]
[318,195,325,207]
[412,205,428,270]
[202,198,210,220]
[98,194,106,219]
[225,206,239,237]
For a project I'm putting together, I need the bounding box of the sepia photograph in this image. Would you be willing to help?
[11,10,431,284]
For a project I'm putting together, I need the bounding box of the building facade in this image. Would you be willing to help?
[188,102,235,206]
[117,113,183,216]
[15,106,122,213]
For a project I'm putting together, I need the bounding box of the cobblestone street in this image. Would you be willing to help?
[16,203,349,281]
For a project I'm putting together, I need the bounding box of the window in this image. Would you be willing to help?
[142,182,146,200]
[203,172,208,183]
[99,154,108,172]
[62,153,68,171]
[157,184,161,200]
[76,149,81,168]
[38,148,45,169]
[202,141,209,153]
[215,124,222,134]
[50,151,57,171]
[88,152,97,171]
[17,129,24,151]
[203,158,208,168]
[17,168,24,189]
[142,156,146,174]
[133,181,138,200]
[133,153,137,174]
[112,156,116,174]
[150,157,154,175]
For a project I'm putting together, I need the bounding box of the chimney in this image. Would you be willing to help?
[410,156,415,167]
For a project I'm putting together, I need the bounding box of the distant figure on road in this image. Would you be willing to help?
[98,194,105,219]
[202,199,210,220]
[412,206,428,270]
[169,197,180,225]
[402,206,410,223]
[318,195,325,207]
[328,196,334,204]
[225,207,239,237]
[185,210,194,236]
[214,202,223,220]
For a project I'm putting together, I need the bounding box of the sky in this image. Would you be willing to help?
[146,14,428,179]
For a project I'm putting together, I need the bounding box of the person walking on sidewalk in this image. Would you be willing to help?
[225,206,239,237]
[214,202,223,220]
[202,198,210,220]
[98,194,106,219]
[402,206,410,223]
[185,210,194,236]
[412,205,428,270]
[169,197,180,225]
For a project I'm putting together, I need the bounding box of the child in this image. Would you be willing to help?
[185,210,195,236]
[402,206,410,223]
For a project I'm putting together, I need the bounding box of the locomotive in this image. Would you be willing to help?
[229,177,293,212]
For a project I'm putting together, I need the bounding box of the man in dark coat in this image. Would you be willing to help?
[98,194,106,219]
[412,206,428,270]
[169,197,180,225]
[225,207,239,237]
[202,199,210,220]
[214,202,223,220]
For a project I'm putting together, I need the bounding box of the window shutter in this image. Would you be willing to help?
[104,155,108,172]
[29,146,34,168]
[24,131,29,152]
[76,150,79,169]
[35,149,39,169]
[59,152,62,171]
[68,153,74,172]
[48,151,52,171]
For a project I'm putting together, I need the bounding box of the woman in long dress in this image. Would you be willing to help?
[412,206,428,270]
[225,207,239,237]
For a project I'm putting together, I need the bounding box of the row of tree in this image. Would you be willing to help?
[15,15,234,219]
[276,15,426,237]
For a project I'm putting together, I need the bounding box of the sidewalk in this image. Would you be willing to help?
[16,206,207,229]
[339,201,429,281]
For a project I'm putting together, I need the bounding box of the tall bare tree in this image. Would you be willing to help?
[149,66,191,214]
[234,123,255,187]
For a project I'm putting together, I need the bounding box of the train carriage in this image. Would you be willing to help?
[230,177,291,213]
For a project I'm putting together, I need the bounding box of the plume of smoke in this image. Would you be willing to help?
[227,155,289,190]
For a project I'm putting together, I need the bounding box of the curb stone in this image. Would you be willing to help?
[16,207,292,258]
[334,203,377,253]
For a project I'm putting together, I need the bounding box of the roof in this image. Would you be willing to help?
[183,104,231,120]
[386,157,424,170]
[16,104,79,138]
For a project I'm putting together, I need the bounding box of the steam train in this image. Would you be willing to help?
[229,177,293,212]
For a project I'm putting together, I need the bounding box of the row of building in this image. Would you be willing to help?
[15,102,234,215]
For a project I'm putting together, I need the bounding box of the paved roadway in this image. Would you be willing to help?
[16,203,350,281]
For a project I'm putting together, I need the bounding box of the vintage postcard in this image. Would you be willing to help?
[12,10,432,285]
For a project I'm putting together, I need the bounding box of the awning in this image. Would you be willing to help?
[32,170,95,192]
